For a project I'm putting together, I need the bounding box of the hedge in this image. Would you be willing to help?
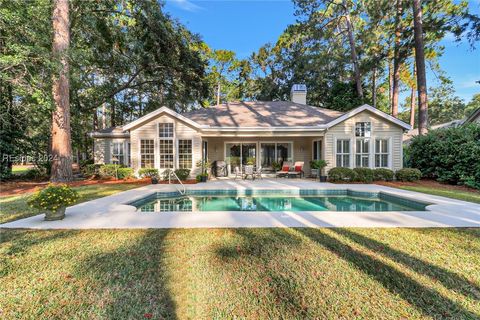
[407,124,480,189]
[328,167,357,182]
[373,168,394,181]
[395,168,422,182]
[353,168,374,183]
[138,168,159,179]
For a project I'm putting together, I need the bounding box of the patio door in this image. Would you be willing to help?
[260,142,293,172]
[225,142,257,174]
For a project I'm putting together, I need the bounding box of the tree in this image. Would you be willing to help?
[50,0,73,181]
[412,0,428,135]
[209,50,236,105]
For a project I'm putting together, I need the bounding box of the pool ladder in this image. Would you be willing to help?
[168,171,186,196]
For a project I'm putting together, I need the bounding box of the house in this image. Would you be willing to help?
[90,85,411,177]
[464,108,480,124]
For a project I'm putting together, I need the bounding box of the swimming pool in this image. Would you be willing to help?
[129,189,429,212]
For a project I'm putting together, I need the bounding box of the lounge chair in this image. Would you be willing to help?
[287,162,304,178]
[276,162,292,178]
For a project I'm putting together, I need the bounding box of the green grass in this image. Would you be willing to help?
[396,186,480,204]
[11,165,32,175]
[1,228,479,319]
[0,183,145,224]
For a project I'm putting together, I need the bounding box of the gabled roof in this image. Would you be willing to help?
[91,102,411,137]
[182,101,343,128]
[122,106,206,131]
[464,108,480,124]
[326,104,411,130]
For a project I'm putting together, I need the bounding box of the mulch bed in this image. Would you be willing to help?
[0,178,151,197]
[375,179,480,193]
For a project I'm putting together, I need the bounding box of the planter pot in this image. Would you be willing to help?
[201,175,208,183]
[319,176,327,182]
[45,207,66,221]
[151,177,159,184]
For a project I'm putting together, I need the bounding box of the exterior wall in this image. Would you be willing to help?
[129,113,202,177]
[324,110,404,172]
[204,136,320,175]
[93,138,130,165]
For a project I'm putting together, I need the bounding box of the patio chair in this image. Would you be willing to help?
[243,165,255,180]
[287,162,304,178]
[276,162,292,178]
[233,166,241,180]
[254,166,263,180]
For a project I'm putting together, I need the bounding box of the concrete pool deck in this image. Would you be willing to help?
[1,179,480,229]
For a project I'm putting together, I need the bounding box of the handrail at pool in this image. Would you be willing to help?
[168,170,186,195]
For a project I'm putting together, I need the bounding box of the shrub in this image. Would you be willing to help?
[353,168,374,183]
[98,164,122,178]
[28,184,79,211]
[407,124,480,189]
[175,169,190,181]
[82,164,102,176]
[373,168,394,181]
[138,168,159,179]
[328,167,357,182]
[396,168,422,182]
[20,168,48,180]
[117,168,134,179]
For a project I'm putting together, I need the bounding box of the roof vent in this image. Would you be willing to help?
[290,84,307,105]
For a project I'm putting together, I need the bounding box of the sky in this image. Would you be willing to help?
[164,0,480,103]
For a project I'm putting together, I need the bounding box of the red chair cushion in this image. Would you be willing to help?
[295,165,302,172]
[282,165,290,172]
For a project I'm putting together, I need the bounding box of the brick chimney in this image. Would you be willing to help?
[290,84,307,105]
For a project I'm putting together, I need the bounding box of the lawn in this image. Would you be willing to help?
[0,183,146,224]
[1,228,479,319]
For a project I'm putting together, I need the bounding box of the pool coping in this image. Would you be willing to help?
[1,179,480,229]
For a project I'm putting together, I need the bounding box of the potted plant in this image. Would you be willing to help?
[310,160,328,181]
[196,159,211,182]
[246,157,256,166]
[138,168,160,184]
[27,184,79,221]
[271,161,281,173]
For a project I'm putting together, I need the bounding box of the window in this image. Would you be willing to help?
[140,139,155,168]
[355,122,371,137]
[259,142,293,169]
[111,142,124,164]
[159,123,174,138]
[127,142,131,166]
[356,139,370,167]
[313,140,322,160]
[159,139,174,168]
[375,139,389,167]
[178,139,192,169]
[202,141,208,160]
[336,139,350,167]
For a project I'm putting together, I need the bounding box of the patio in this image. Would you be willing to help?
[1,179,480,229]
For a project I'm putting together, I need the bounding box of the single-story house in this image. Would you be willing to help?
[90,85,411,177]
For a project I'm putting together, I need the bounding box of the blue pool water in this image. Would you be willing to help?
[129,190,428,212]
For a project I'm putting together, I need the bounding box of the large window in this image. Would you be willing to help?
[356,139,370,167]
[336,139,350,167]
[313,140,322,160]
[375,139,389,168]
[111,142,125,164]
[140,139,155,168]
[159,139,174,168]
[178,139,192,169]
[159,123,174,138]
[260,142,293,170]
[355,122,371,137]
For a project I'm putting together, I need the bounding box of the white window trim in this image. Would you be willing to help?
[355,138,371,168]
[138,138,156,169]
[157,122,175,170]
[374,136,392,169]
[177,139,193,169]
[312,139,323,161]
[334,137,352,168]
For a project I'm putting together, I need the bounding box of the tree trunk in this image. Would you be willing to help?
[110,100,116,127]
[388,59,393,111]
[50,0,73,182]
[344,10,363,98]
[410,62,416,128]
[372,66,377,108]
[216,81,221,105]
[102,102,106,129]
[392,0,404,118]
[413,0,428,135]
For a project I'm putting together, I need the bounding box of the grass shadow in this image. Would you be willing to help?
[298,228,479,319]
[331,228,480,301]
[77,229,177,319]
